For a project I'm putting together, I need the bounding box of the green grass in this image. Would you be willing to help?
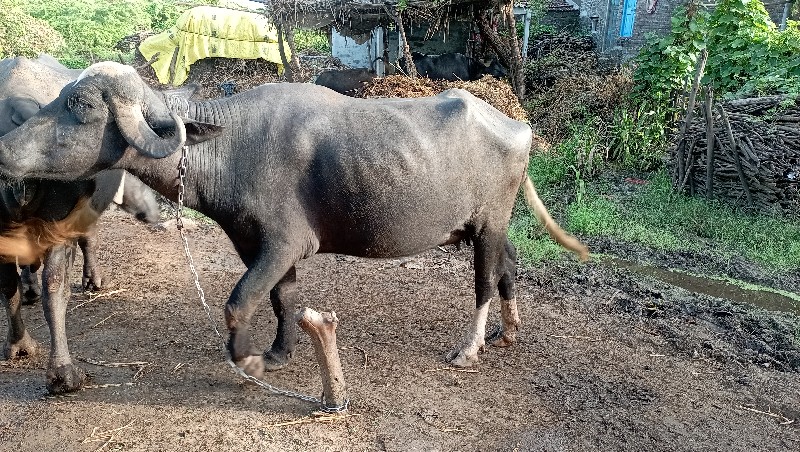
[513,156,800,272]
[293,28,330,54]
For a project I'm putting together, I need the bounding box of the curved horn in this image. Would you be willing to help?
[113,103,186,159]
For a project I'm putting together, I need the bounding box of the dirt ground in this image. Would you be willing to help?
[0,203,798,452]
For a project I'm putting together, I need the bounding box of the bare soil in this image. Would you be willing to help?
[0,206,798,452]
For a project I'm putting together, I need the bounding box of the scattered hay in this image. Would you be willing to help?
[360,75,528,122]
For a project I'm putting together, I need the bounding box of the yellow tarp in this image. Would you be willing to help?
[139,5,288,86]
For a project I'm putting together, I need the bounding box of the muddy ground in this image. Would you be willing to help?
[0,205,799,451]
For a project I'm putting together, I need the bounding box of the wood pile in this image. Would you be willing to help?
[671,94,800,217]
[526,32,595,59]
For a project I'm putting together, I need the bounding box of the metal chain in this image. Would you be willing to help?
[174,146,348,413]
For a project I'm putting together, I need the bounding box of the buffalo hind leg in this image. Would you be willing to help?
[19,263,42,305]
[42,244,88,394]
[2,263,38,359]
[487,239,521,347]
[225,246,297,379]
[447,230,506,367]
[263,266,299,371]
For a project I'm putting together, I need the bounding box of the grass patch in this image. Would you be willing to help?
[513,155,800,272]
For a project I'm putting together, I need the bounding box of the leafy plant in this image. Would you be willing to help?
[607,100,669,170]
[8,0,217,67]
[0,0,64,58]
[293,28,330,55]
[634,0,800,102]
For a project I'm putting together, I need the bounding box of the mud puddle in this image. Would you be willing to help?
[608,258,800,315]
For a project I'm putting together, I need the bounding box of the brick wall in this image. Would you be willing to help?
[578,0,791,59]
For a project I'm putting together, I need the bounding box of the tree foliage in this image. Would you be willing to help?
[634,0,800,103]
[0,0,64,58]
[0,0,216,67]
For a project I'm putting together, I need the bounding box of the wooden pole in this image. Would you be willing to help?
[385,6,417,78]
[677,49,708,186]
[704,86,715,199]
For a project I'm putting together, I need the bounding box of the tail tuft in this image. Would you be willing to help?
[522,176,589,262]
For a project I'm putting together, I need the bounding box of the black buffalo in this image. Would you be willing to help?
[0,62,588,394]
[314,68,376,96]
[0,56,162,390]
[400,52,507,81]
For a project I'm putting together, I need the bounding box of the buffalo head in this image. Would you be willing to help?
[0,62,190,181]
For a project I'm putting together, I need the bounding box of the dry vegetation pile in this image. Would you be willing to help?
[525,32,597,90]
[672,95,800,216]
[360,74,528,122]
[136,57,283,99]
[523,33,630,142]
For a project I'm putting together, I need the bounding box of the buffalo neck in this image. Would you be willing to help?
[118,97,237,220]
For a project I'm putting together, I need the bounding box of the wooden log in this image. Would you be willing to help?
[296,308,348,412]
[716,104,754,208]
[679,153,695,194]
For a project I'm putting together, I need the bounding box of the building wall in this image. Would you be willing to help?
[331,28,385,71]
[581,0,790,59]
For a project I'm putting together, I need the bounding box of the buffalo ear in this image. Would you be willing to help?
[8,96,42,126]
[183,118,224,145]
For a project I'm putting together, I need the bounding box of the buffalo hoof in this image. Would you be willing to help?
[445,346,482,368]
[263,349,292,371]
[83,274,110,292]
[46,364,88,394]
[234,355,265,379]
[3,331,38,359]
[485,325,516,348]
[20,285,42,305]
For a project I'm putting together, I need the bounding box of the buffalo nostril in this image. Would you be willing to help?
[136,212,147,222]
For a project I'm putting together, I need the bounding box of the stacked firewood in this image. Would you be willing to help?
[671,94,800,216]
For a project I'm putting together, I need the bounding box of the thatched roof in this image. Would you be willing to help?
[256,0,494,34]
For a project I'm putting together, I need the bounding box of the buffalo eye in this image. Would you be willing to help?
[67,95,96,123]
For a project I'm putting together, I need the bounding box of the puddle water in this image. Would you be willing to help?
[608,258,800,316]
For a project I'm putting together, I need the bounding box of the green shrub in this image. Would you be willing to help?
[634,0,800,102]
[293,28,330,55]
[13,0,216,68]
[0,0,64,58]
[606,99,670,170]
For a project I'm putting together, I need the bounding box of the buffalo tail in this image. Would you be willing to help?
[522,175,589,262]
[0,197,101,265]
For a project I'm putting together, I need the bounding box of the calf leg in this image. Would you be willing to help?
[225,245,298,379]
[42,244,87,394]
[447,230,507,367]
[487,239,521,347]
[2,263,37,359]
[19,263,42,305]
[264,266,299,371]
[78,225,106,291]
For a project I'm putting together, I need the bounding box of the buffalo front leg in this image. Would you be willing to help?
[225,247,297,379]
[78,225,106,291]
[2,263,38,359]
[446,231,506,367]
[487,239,521,347]
[42,244,87,394]
[264,266,299,371]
